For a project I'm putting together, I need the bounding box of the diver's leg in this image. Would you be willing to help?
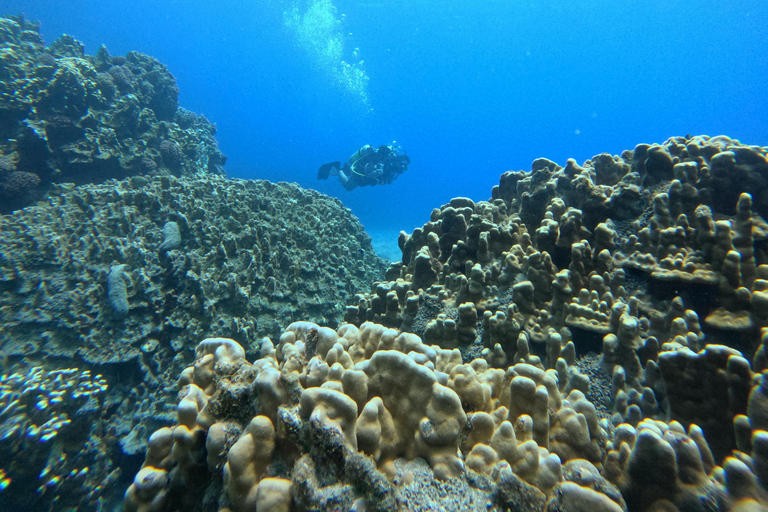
[338,169,356,190]
[340,163,357,189]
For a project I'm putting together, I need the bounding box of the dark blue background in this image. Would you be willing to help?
[5,1,768,256]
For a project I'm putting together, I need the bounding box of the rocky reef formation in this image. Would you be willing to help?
[124,322,768,512]
[347,135,768,365]
[0,174,385,510]
[0,14,226,213]
[115,134,768,512]
[1,42,767,508]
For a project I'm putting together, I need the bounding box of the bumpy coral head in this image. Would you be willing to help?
[1,171,41,196]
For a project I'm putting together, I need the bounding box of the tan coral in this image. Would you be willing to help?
[283,321,339,360]
[222,415,276,512]
[253,478,292,512]
[123,466,169,512]
[172,383,210,475]
[356,396,399,464]
[447,363,493,413]
[359,349,467,479]
[545,481,625,512]
[300,387,359,452]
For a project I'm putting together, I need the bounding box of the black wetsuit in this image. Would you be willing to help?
[317,144,410,191]
[342,145,409,191]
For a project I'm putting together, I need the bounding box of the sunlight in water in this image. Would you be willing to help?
[283,0,370,109]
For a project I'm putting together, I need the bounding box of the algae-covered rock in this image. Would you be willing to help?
[0,14,226,214]
[0,174,386,509]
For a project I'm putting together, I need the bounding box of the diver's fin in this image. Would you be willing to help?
[317,161,341,180]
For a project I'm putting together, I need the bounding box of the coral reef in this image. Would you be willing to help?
[0,174,385,509]
[304,134,768,510]
[125,320,768,512]
[1,50,767,510]
[346,136,768,359]
[0,14,226,214]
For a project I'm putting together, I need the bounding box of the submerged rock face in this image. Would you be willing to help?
[1,15,766,506]
[0,174,385,359]
[113,136,768,512]
[0,14,226,214]
[347,136,768,359]
[0,174,386,509]
[3,133,768,512]
[124,322,768,512]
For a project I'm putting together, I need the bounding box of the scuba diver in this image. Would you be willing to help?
[317,144,410,191]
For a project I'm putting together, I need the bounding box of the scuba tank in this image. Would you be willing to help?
[348,145,375,167]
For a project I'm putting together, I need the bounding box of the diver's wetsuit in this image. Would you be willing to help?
[317,144,409,191]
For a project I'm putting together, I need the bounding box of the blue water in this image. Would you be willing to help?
[6,0,768,257]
